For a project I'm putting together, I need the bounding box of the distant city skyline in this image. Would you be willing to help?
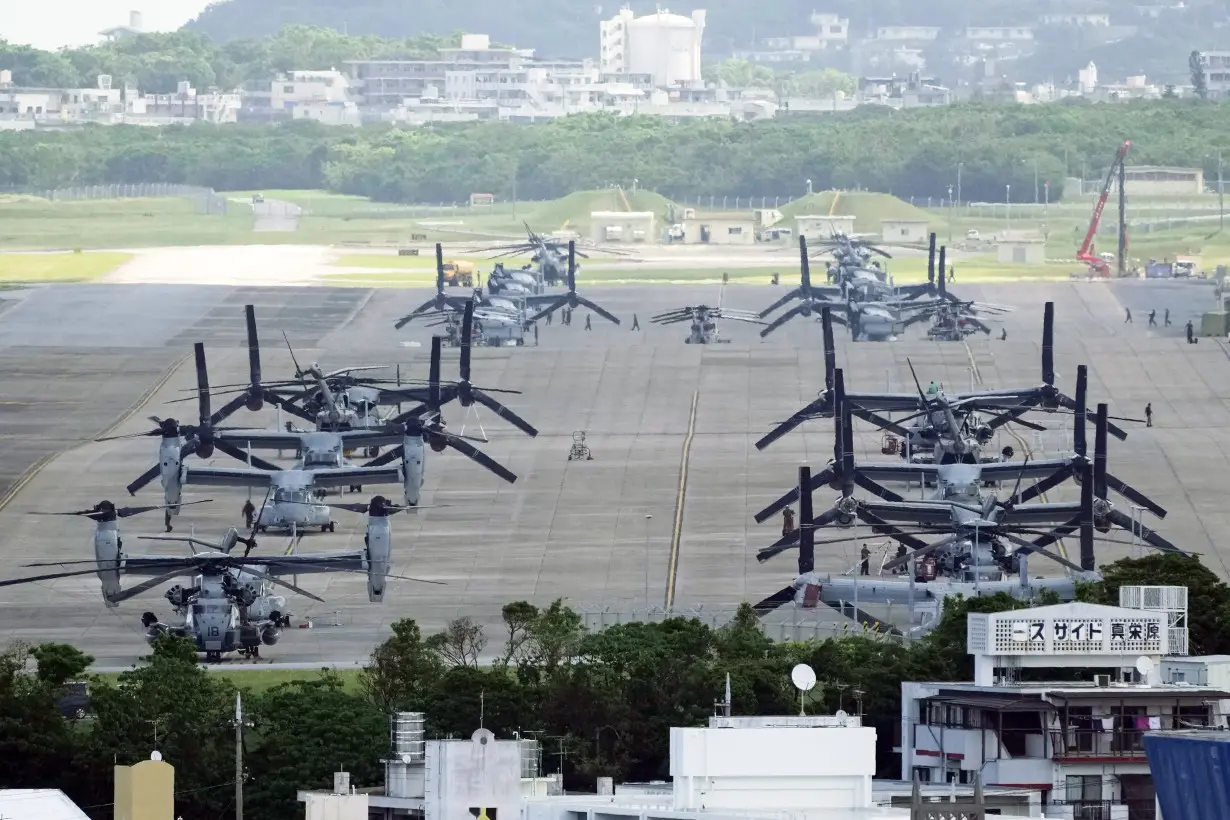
[2,1,212,50]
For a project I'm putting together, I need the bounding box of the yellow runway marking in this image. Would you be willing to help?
[664,390,699,611]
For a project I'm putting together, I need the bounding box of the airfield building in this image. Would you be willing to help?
[679,214,755,245]
[795,214,857,240]
[998,236,1047,265]
[590,211,655,243]
[880,219,929,244]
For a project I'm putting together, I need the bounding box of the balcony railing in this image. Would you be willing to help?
[1046,801,1125,820]
[1052,729,1149,759]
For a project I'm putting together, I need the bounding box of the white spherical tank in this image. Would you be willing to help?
[627,10,703,87]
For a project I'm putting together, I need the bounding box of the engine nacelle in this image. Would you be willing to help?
[159,437,183,509]
[365,518,392,603]
[261,626,280,646]
[94,527,121,607]
[403,435,425,506]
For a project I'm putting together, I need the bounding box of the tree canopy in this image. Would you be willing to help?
[4,554,1227,820]
[0,26,459,94]
[3,101,1230,203]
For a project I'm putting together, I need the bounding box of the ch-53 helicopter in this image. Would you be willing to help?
[10,495,440,662]
[650,281,765,343]
[480,223,632,288]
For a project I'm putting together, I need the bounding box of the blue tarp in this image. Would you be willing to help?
[1144,732,1230,820]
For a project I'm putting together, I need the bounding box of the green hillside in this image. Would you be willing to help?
[524,189,676,236]
[780,191,935,234]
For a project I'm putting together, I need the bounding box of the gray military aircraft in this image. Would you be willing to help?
[6,495,441,662]
[755,302,1129,454]
[650,282,765,343]
[481,223,632,288]
[756,373,1176,599]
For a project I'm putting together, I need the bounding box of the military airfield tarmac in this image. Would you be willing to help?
[0,262,1226,668]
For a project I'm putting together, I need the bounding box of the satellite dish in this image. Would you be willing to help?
[791,663,817,692]
[151,751,163,761]
[835,709,849,721]
[1136,656,1155,676]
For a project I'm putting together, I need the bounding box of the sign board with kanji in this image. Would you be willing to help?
[968,603,1166,657]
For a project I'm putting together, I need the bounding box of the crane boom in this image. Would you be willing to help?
[1078,140,1131,277]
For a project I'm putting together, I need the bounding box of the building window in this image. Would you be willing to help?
[1066,774,1101,803]
[913,766,932,783]
[283,85,294,93]
[728,226,743,235]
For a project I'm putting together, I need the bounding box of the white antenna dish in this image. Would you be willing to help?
[1135,656,1155,676]
[835,709,848,720]
[151,750,163,761]
[791,663,817,692]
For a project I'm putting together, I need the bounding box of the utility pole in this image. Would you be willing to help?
[956,162,963,208]
[1118,152,1128,276]
[1219,151,1224,231]
[235,693,244,820]
[947,184,954,244]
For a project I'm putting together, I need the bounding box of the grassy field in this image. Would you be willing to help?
[0,251,133,282]
[0,196,257,250]
[96,666,362,694]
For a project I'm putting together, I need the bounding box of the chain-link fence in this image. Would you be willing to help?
[2,183,229,215]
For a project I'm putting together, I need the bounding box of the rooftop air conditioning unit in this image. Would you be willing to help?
[1094,674,1111,687]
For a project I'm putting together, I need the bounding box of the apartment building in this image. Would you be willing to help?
[901,592,1208,820]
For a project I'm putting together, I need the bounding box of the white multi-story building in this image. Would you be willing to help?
[267,69,359,125]
[1039,13,1111,27]
[965,26,1036,42]
[1197,51,1230,99]
[873,26,941,42]
[900,594,1221,820]
[600,8,706,88]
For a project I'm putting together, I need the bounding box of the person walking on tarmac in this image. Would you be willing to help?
[1145,403,1153,428]
[859,545,871,575]
[781,507,796,538]
[533,323,539,345]
[1125,308,1133,323]
[242,499,256,530]
[585,314,592,331]
[632,314,640,330]
[1186,320,1195,344]
[1148,309,1157,327]
[545,311,552,326]
[1165,308,1172,327]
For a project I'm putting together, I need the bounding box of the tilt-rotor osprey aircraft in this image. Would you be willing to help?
[650,281,765,343]
[396,243,621,336]
[755,370,1178,586]
[8,495,440,662]
[759,236,950,341]
[754,302,1130,454]
[749,399,1180,635]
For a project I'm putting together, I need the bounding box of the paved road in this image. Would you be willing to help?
[0,278,1225,666]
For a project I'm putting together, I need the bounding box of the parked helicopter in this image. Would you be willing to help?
[650,281,765,343]
[9,495,441,662]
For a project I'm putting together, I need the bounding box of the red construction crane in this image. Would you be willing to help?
[1077,140,1131,277]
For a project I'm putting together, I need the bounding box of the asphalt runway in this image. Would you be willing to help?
[0,277,1228,666]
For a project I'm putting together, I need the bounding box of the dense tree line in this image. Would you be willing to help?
[4,102,1230,202]
[3,554,1225,820]
[0,26,458,94]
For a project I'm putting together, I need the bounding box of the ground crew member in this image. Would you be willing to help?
[632,314,640,330]
[585,314,592,331]
[860,544,871,576]
[1000,328,1007,341]
[1148,310,1157,327]
[1165,308,1171,327]
[533,323,539,345]
[895,545,908,574]
[545,311,552,326]
[1145,403,1153,427]
[782,507,795,538]
[242,499,256,529]
[948,265,955,283]
[1186,320,1195,343]
[1125,308,1132,323]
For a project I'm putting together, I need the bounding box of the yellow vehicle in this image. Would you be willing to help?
[442,260,475,287]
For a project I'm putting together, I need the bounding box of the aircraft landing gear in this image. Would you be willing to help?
[164,510,173,533]
[348,484,363,493]
[322,522,335,533]
[205,651,222,664]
